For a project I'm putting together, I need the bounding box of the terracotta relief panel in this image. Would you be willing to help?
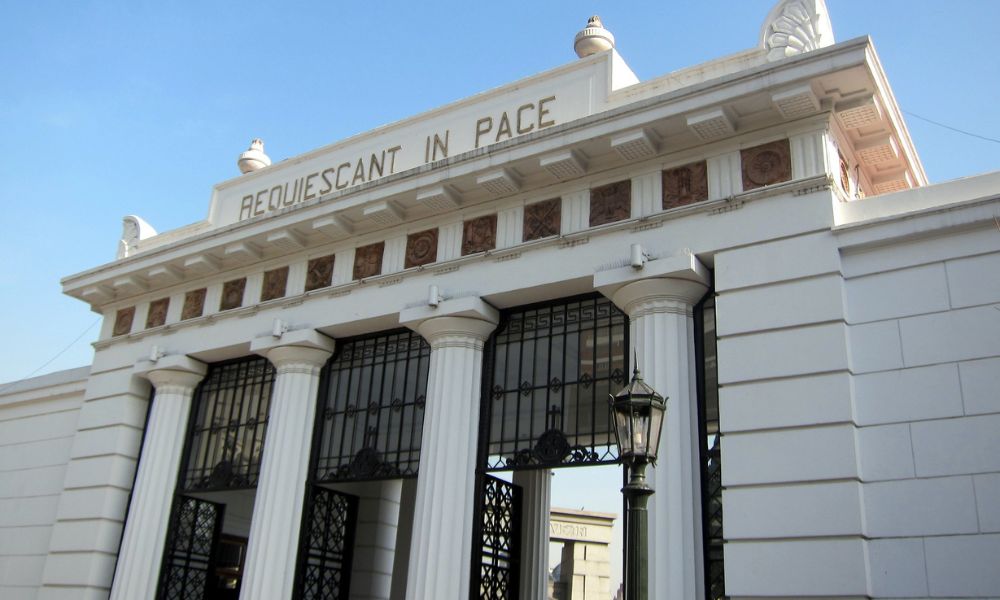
[741,139,792,190]
[261,267,289,302]
[112,306,135,337]
[523,198,561,241]
[353,242,385,280]
[405,228,439,269]
[181,288,206,320]
[305,254,335,292]
[662,161,709,209]
[589,180,631,227]
[462,214,497,256]
[220,278,246,311]
[145,298,169,329]
[839,151,851,194]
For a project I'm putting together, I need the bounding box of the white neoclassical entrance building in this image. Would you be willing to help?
[2,1,1000,599]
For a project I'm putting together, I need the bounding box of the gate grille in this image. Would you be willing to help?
[180,357,275,491]
[157,496,224,600]
[315,329,431,482]
[482,294,628,471]
[476,475,522,600]
[294,486,359,600]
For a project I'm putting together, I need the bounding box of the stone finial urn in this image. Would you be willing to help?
[237,138,272,174]
[574,15,615,58]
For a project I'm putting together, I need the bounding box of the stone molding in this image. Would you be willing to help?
[134,354,208,390]
[594,252,710,314]
[399,296,499,348]
[250,329,336,370]
[612,279,708,318]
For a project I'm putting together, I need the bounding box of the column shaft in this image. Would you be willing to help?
[240,339,333,600]
[627,287,706,600]
[514,469,551,600]
[110,360,205,600]
[401,310,497,600]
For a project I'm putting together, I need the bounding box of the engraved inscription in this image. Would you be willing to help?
[261,267,289,302]
[663,161,709,209]
[353,242,385,280]
[741,139,792,190]
[181,288,207,320]
[305,254,335,292]
[112,306,135,337]
[145,298,169,329]
[462,214,497,255]
[589,180,631,227]
[405,228,439,268]
[523,198,561,241]
[220,278,247,311]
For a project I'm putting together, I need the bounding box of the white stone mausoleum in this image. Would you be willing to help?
[2,1,999,598]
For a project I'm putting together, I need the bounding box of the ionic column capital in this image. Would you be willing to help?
[400,296,499,349]
[250,328,336,374]
[594,253,710,317]
[133,354,207,392]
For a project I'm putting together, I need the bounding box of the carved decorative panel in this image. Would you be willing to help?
[662,161,709,209]
[146,298,169,329]
[220,278,246,311]
[113,306,135,337]
[589,180,631,227]
[305,255,335,292]
[353,242,385,280]
[523,198,561,241]
[181,288,206,320]
[741,139,792,190]
[404,228,438,268]
[839,151,851,194]
[462,215,497,256]
[261,267,289,302]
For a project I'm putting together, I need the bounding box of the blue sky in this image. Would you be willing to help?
[2,0,999,384]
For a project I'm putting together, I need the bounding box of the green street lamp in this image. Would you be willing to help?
[610,366,667,600]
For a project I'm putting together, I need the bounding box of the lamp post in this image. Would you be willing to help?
[610,367,667,600]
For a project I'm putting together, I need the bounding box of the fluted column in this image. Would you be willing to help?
[513,468,551,600]
[110,354,207,600]
[240,330,335,600]
[399,297,499,600]
[596,254,710,600]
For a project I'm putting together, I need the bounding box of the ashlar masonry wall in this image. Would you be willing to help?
[0,368,89,600]
[840,196,1000,599]
[716,181,1000,599]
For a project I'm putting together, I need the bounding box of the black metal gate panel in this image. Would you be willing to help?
[481,294,628,472]
[157,495,224,600]
[181,357,276,492]
[294,486,359,600]
[315,329,431,482]
[475,475,522,600]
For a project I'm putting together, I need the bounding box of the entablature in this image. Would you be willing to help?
[64,37,922,317]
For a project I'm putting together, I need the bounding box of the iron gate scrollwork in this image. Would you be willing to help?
[482,294,628,471]
[293,486,359,600]
[180,357,276,492]
[315,329,431,482]
[157,496,224,600]
[697,295,726,600]
[475,475,522,600]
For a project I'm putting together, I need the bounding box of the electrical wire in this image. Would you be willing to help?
[904,110,1000,145]
[0,317,101,395]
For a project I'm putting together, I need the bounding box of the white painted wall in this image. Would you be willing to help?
[0,368,88,600]
[842,207,1000,599]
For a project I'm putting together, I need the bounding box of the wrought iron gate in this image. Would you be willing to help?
[293,486,359,600]
[157,495,225,600]
[474,475,523,600]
